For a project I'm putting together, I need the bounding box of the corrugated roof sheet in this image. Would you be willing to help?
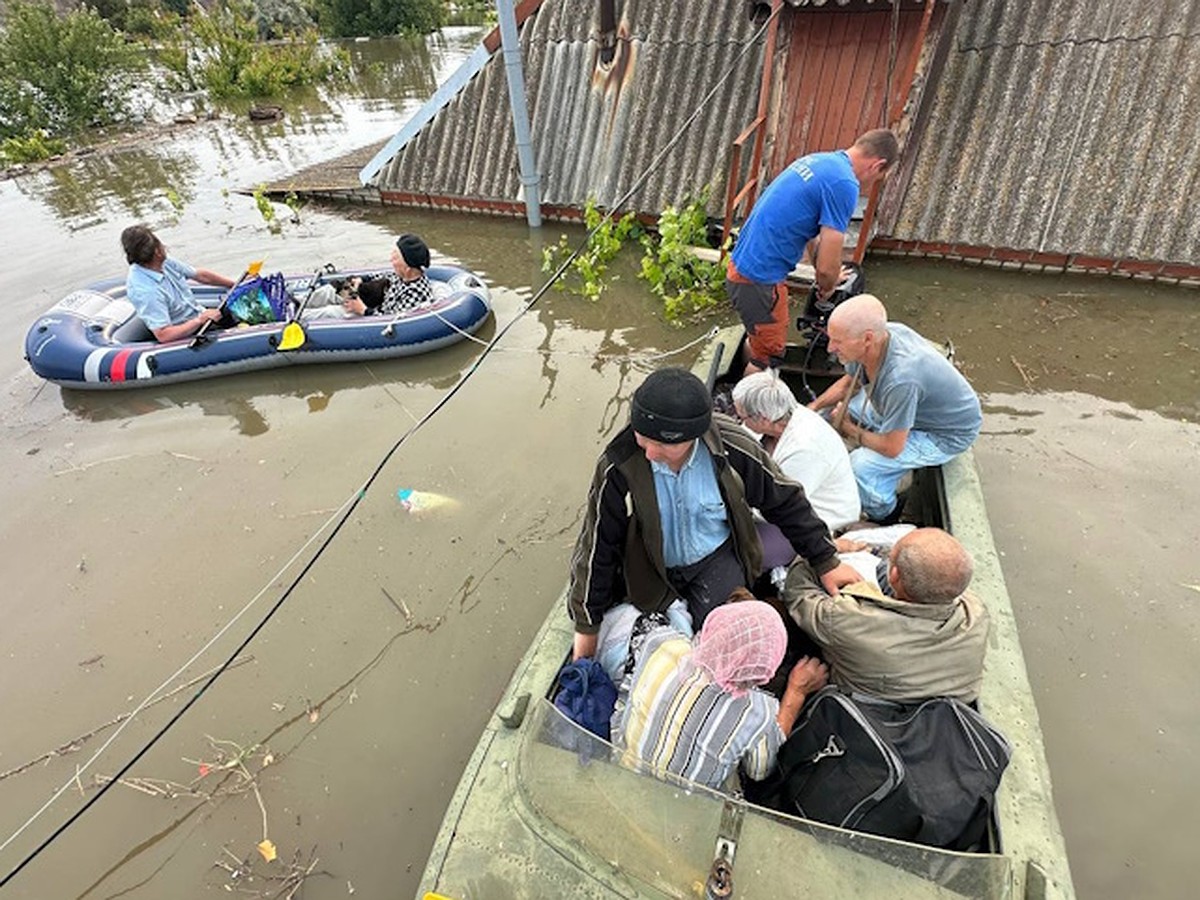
[892,0,1200,264]
[373,0,768,217]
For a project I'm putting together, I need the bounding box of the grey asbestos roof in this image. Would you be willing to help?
[372,0,767,217]
[892,0,1200,264]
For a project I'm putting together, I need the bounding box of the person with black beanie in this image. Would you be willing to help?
[303,233,434,320]
[567,367,861,662]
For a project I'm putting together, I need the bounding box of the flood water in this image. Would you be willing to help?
[0,30,1195,900]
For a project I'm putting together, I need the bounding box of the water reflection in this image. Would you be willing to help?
[340,34,440,100]
[868,258,1200,424]
[56,331,493,433]
[12,147,199,224]
[7,27,489,233]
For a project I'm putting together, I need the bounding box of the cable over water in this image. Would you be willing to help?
[0,5,777,885]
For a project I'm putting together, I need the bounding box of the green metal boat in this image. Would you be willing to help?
[417,327,1074,899]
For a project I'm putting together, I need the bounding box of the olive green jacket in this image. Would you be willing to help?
[787,567,989,704]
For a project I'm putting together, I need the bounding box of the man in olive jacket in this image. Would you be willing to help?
[569,368,861,661]
[786,527,989,703]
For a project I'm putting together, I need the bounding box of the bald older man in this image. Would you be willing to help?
[808,294,981,522]
[784,527,989,703]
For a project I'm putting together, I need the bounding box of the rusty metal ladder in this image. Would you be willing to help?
[719,0,783,256]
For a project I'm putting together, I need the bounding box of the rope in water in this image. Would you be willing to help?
[430,304,719,366]
[0,5,778,885]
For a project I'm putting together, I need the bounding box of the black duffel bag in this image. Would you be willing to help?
[747,687,1011,851]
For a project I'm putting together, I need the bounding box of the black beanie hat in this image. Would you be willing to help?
[631,368,712,443]
[395,233,431,269]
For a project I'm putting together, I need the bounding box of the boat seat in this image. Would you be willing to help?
[110,316,157,344]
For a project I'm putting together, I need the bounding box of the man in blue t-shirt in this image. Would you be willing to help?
[808,294,982,523]
[727,129,899,375]
[120,224,235,342]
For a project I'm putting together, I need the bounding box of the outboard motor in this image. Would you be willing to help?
[796,262,866,343]
[794,263,866,400]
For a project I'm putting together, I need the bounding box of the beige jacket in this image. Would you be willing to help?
[787,569,989,704]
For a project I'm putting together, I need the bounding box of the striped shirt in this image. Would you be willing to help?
[611,625,784,790]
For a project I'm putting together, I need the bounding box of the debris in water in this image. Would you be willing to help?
[257,839,277,862]
[396,488,458,515]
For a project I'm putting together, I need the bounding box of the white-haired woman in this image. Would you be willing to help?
[733,370,861,536]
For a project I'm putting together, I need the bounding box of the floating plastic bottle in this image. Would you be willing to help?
[396,488,458,515]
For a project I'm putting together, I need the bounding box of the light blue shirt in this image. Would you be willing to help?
[127,257,202,329]
[652,441,731,568]
[848,323,982,454]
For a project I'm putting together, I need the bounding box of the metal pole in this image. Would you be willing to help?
[496,0,542,227]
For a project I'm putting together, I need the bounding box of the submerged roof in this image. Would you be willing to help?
[892,0,1200,264]
[370,0,767,217]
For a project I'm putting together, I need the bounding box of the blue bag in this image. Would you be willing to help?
[553,658,617,741]
[226,272,291,324]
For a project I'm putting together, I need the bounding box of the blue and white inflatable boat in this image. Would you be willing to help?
[24,265,492,390]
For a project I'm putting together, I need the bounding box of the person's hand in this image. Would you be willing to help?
[786,656,828,696]
[820,562,862,596]
[838,264,855,285]
[572,632,598,661]
[199,308,222,323]
[831,405,858,438]
[343,296,367,316]
[834,536,868,553]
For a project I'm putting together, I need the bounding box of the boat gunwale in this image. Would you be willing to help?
[416,326,1075,900]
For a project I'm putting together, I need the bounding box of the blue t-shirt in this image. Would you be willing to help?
[651,441,731,568]
[849,323,982,454]
[731,150,859,284]
[127,257,202,329]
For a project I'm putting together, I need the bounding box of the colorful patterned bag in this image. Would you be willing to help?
[225,272,291,324]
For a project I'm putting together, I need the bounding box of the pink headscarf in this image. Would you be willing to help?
[690,600,787,698]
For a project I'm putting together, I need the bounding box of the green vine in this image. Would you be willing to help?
[638,195,726,320]
[542,194,727,320]
[541,199,642,301]
[251,183,279,232]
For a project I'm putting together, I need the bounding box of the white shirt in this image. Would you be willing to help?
[773,405,861,531]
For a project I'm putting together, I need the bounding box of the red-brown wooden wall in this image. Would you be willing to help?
[773,6,946,172]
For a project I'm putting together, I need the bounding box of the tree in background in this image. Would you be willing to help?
[0,0,142,156]
[316,0,443,38]
[159,0,347,98]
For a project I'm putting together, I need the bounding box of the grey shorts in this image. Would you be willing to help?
[726,277,778,329]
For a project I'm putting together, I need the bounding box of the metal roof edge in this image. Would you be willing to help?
[358,42,492,186]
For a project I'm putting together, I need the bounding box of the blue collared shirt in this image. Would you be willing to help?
[127,257,201,329]
[652,441,731,568]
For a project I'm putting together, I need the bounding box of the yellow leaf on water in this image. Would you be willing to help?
[261,752,275,767]
[1181,583,1200,594]
[308,708,319,723]
[257,839,277,862]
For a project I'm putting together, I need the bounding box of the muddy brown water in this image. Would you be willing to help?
[1,32,1196,900]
